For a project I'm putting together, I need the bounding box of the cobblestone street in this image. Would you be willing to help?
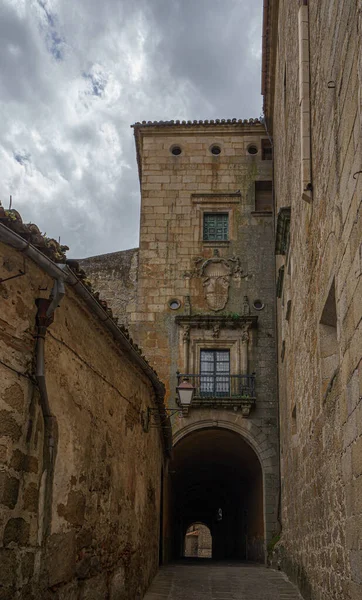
[143,561,303,599]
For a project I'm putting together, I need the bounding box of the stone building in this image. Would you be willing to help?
[0,210,170,599]
[82,119,280,564]
[263,0,362,598]
[1,1,361,598]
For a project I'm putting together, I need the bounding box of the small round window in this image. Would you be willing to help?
[169,299,181,310]
[247,145,258,155]
[210,145,221,155]
[253,299,264,311]
[171,146,182,156]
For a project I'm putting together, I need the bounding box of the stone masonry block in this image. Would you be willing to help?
[46,531,76,587]
[79,574,108,600]
[352,436,362,478]
[23,482,39,513]
[1,383,25,413]
[350,550,362,585]
[0,411,22,441]
[110,565,126,600]
[0,471,20,509]
[3,517,30,546]
[10,449,38,474]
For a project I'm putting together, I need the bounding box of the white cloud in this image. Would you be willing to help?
[0,0,263,257]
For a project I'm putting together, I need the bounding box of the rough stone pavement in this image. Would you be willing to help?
[143,561,303,599]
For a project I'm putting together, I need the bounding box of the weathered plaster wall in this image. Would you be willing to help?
[78,248,139,329]
[271,1,362,598]
[0,240,164,600]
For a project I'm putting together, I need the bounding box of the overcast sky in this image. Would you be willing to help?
[0,0,263,258]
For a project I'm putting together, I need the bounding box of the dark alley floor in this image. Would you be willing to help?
[143,560,303,600]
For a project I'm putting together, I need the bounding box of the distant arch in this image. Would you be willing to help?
[184,522,212,558]
[171,418,279,563]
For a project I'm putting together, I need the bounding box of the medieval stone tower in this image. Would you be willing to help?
[127,119,279,561]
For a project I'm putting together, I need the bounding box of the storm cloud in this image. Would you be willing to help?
[0,0,263,257]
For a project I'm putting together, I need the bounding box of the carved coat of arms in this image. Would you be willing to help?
[185,250,247,312]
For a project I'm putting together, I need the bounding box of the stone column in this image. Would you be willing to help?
[183,326,190,373]
[240,329,249,374]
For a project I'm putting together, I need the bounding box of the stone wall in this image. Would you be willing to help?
[267,1,362,598]
[0,239,165,600]
[78,248,139,329]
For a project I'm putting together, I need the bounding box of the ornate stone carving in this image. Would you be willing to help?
[203,261,230,311]
[184,295,191,315]
[243,295,250,316]
[185,250,248,312]
[211,323,221,338]
[182,325,191,342]
[241,329,250,344]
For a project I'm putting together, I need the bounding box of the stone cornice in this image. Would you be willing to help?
[261,0,280,133]
[175,315,258,330]
[191,193,241,204]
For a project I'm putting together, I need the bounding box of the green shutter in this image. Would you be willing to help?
[203,213,228,241]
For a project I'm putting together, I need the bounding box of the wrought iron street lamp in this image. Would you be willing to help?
[142,378,195,433]
[176,378,195,408]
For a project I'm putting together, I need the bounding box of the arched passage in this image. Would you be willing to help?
[169,427,264,562]
[184,522,212,558]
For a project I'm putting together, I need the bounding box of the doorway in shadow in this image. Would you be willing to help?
[170,427,264,562]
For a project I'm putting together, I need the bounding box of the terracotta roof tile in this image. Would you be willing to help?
[131,118,262,128]
[0,205,160,381]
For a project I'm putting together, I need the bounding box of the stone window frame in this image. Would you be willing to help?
[176,315,257,376]
[190,337,240,377]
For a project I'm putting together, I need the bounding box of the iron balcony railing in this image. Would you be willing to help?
[177,373,256,400]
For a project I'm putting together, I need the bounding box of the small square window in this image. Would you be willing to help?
[203,213,228,241]
[255,181,272,212]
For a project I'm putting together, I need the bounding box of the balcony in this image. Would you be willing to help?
[176,373,256,416]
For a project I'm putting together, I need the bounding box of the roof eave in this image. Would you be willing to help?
[261,0,279,134]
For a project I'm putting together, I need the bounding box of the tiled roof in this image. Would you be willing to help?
[0,206,158,381]
[132,118,262,128]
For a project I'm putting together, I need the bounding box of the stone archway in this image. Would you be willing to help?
[184,522,212,558]
[169,417,279,563]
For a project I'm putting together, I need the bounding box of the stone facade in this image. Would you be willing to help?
[263,1,362,598]
[0,232,167,600]
[107,120,280,562]
[79,248,139,330]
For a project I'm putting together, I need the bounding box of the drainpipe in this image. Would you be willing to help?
[35,279,65,546]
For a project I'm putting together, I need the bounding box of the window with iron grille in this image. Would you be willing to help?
[200,350,230,396]
[203,213,228,241]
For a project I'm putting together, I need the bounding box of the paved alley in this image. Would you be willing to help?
[143,561,302,600]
